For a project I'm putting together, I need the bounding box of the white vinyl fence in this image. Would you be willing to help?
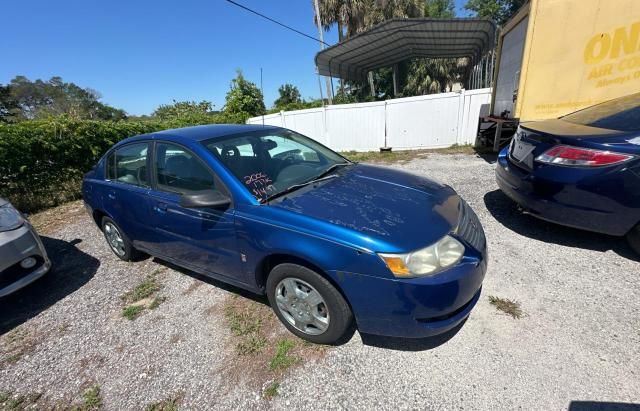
[247,88,491,152]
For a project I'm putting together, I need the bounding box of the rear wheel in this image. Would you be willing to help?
[101,217,138,261]
[266,263,353,345]
[626,224,640,255]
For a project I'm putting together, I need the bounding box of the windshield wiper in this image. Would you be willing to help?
[264,174,341,203]
[263,162,352,203]
[314,162,352,180]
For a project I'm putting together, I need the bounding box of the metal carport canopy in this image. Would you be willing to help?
[315,18,496,81]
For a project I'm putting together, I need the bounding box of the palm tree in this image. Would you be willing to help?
[313,0,369,41]
[404,58,468,95]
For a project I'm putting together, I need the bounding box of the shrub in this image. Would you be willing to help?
[0,115,236,212]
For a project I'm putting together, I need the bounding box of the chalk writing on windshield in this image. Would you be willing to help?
[244,172,276,199]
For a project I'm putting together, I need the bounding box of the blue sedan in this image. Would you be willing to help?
[496,92,640,254]
[83,124,487,344]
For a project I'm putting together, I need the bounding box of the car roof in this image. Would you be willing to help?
[127,124,282,144]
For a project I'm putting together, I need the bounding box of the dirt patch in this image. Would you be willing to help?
[0,327,42,367]
[28,200,87,236]
[340,144,485,164]
[220,295,328,399]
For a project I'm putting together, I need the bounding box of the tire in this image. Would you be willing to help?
[101,217,138,262]
[626,224,640,256]
[266,263,353,345]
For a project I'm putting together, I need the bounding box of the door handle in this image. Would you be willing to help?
[154,203,168,213]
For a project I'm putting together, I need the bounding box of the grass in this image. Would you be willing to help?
[75,385,102,411]
[121,272,162,304]
[224,303,263,337]
[263,381,280,399]
[122,305,145,321]
[236,334,268,356]
[269,339,298,371]
[221,296,328,398]
[149,297,166,310]
[145,396,181,411]
[340,144,479,163]
[0,393,41,410]
[120,271,165,320]
[488,295,524,319]
[1,328,37,366]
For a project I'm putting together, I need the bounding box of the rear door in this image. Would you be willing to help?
[102,142,157,250]
[147,141,242,280]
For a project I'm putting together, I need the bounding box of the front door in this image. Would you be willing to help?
[147,141,242,281]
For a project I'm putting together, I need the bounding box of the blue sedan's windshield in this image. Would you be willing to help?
[203,129,349,202]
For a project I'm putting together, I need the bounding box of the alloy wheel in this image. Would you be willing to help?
[104,222,126,257]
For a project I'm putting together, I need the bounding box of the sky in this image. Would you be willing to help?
[2,0,471,116]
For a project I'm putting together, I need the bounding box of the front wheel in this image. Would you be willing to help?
[266,263,353,345]
[626,223,640,255]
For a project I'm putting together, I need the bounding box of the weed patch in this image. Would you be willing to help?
[121,272,162,304]
[488,295,524,319]
[120,271,165,320]
[263,381,280,399]
[145,394,182,411]
[122,305,145,320]
[269,339,298,370]
[341,144,481,164]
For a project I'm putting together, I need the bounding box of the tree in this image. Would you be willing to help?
[223,70,266,121]
[153,100,216,121]
[0,76,128,121]
[273,84,302,109]
[404,58,467,95]
[0,84,20,123]
[464,0,526,25]
[424,0,455,18]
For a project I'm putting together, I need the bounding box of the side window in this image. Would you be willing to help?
[107,143,149,187]
[156,143,215,194]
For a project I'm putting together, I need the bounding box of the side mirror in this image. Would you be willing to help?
[180,190,231,209]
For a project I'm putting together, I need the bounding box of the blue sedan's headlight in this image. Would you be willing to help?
[379,235,465,278]
[0,203,25,232]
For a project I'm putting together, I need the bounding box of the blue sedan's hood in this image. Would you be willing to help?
[272,164,460,252]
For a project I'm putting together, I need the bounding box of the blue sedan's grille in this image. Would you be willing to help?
[456,201,486,252]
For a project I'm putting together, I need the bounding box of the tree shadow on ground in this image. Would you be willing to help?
[484,189,639,261]
[0,237,99,335]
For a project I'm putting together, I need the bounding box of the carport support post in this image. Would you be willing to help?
[368,71,375,97]
[313,0,332,105]
[392,64,399,97]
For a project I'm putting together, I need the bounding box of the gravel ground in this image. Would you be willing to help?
[1,153,639,410]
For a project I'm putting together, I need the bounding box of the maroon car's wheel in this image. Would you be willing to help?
[266,263,353,345]
[626,224,640,256]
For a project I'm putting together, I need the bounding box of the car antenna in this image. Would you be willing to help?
[260,67,265,127]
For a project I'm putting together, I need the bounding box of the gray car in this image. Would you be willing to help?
[0,197,51,297]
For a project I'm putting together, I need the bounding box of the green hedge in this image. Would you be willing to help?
[0,115,242,212]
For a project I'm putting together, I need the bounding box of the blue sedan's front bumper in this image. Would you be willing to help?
[330,252,487,338]
[496,148,640,236]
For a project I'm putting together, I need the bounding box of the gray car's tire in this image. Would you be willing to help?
[101,217,137,262]
[266,263,353,345]
[626,223,640,255]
